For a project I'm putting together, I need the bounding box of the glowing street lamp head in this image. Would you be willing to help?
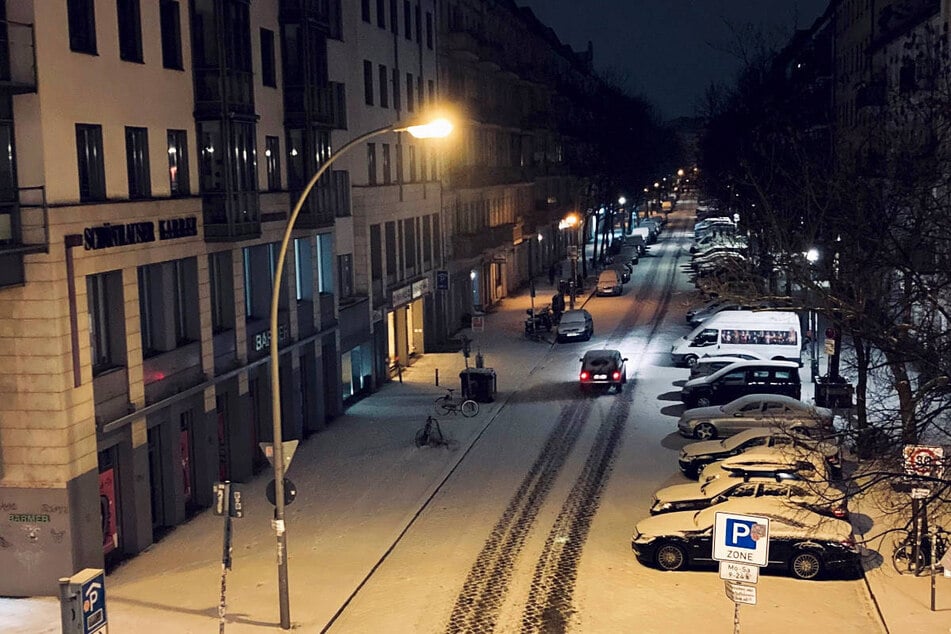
[403,117,453,139]
[618,196,626,205]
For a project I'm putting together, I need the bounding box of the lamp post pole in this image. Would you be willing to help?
[267,119,451,629]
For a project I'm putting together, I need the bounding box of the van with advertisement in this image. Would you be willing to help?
[670,310,802,367]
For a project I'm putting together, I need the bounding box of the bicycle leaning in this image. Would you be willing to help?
[415,415,448,448]
[433,388,479,417]
[892,525,950,575]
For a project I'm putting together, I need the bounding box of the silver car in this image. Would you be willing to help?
[678,393,833,440]
[556,309,593,342]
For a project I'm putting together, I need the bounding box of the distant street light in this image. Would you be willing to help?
[267,114,452,629]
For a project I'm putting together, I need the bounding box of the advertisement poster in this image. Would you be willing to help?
[98,469,117,555]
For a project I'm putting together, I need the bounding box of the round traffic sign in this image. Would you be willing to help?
[266,478,298,506]
[904,446,941,477]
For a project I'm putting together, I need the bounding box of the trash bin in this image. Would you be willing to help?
[460,368,497,403]
[815,376,853,408]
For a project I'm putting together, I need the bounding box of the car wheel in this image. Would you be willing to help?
[791,550,823,580]
[655,542,687,571]
[695,395,712,408]
[693,423,717,440]
[684,355,699,368]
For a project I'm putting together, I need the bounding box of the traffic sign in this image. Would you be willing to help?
[436,269,450,291]
[260,440,299,473]
[266,478,298,506]
[471,315,485,332]
[724,581,757,605]
[903,445,944,479]
[719,560,759,583]
[80,570,107,634]
[713,512,770,567]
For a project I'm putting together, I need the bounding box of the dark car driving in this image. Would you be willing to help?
[579,349,627,393]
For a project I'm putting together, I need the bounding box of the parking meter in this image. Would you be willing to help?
[59,568,108,634]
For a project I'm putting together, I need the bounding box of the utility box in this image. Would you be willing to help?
[460,368,497,403]
[59,568,108,634]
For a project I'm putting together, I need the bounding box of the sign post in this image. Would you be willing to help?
[713,512,770,634]
[58,568,108,634]
[213,482,244,633]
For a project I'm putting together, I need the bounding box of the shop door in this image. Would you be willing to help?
[410,299,425,358]
[180,410,197,515]
[98,448,121,561]
[147,425,169,537]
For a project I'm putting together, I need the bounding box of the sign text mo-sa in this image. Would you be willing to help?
[713,512,770,567]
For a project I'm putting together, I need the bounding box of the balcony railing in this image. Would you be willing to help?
[451,223,516,260]
[0,20,37,94]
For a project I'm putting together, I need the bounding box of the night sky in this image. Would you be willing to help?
[517,0,830,121]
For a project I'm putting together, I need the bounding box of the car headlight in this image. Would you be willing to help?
[654,502,674,512]
[632,532,656,545]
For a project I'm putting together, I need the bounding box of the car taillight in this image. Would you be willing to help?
[580,371,589,380]
[841,535,857,550]
[833,506,848,519]
[612,371,621,380]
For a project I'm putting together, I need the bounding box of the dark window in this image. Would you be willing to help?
[390,0,398,34]
[385,221,397,282]
[76,124,106,202]
[68,0,97,54]
[260,28,276,87]
[370,225,382,283]
[117,0,143,62]
[376,0,386,28]
[403,1,412,39]
[392,68,401,110]
[406,72,414,111]
[414,4,421,42]
[382,144,391,184]
[422,215,432,267]
[367,143,377,185]
[337,254,353,298]
[364,60,374,105]
[395,143,403,182]
[361,0,371,22]
[417,75,423,106]
[208,252,234,334]
[160,1,183,69]
[139,259,199,355]
[378,64,389,108]
[426,11,433,48]
[428,79,435,103]
[167,129,189,196]
[87,271,124,374]
[125,126,151,199]
[266,136,281,190]
[403,218,416,269]
[408,145,416,182]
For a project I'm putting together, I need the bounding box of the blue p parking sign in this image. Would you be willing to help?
[713,512,770,567]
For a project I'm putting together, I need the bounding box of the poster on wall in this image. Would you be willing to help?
[99,469,118,555]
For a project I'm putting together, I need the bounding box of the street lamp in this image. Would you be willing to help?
[267,115,452,628]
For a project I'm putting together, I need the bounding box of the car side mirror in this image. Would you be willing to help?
[622,358,628,362]
[579,358,584,363]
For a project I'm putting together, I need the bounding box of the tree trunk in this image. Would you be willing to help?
[885,350,918,444]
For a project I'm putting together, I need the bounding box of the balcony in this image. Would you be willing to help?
[318,292,336,327]
[451,223,516,260]
[295,169,350,229]
[284,81,347,129]
[202,191,262,242]
[0,186,49,288]
[0,20,37,94]
[444,29,480,61]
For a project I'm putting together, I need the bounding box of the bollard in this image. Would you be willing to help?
[435,368,439,386]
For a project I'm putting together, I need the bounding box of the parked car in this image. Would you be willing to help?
[631,498,860,579]
[596,269,623,296]
[677,393,833,440]
[579,349,627,393]
[686,301,770,327]
[678,427,841,478]
[697,445,832,484]
[613,262,632,283]
[650,472,848,518]
[671,311,803,368]
[556,309,593,342]
[680,361,802,408]
[688,354,765,380]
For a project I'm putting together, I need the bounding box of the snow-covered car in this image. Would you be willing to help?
[688,354,766,379]
[678,427,842,479]
[697,445,832,484]
[631,498,860,579]
[650,472,848,518]
[677,393,834,440]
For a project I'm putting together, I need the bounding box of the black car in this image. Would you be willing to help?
[579,349,627,393]
[680,361,802,408]
[631,498,860,580]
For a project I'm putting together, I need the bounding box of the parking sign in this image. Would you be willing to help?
[713,512,770,567]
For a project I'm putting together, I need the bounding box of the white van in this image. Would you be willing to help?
[671,310,802,367]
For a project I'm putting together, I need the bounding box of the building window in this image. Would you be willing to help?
[395,143,403,182]
[160,1,183,69]
[403,218,416,270]
[428,79,435,103]
[403,1,411,39]
[385,221,397,282]
[266,136,281,191]
[117,0,143,62]
[390,0,398,34]
[392,68,401,110]
[422,214,432,267]
[76,124,106,202]
[337,253,353,298]
[260,28,276,87]
[408,145,417,182]
[382,144,391,184]
[87,271,123,374]
[367,143,377,185]
[378,64,389,108]
[208,252,233,334]
[376,0,386,28]
[406,73,414,111]
[363,60,374,105]
[139,260,198,356]
[361,0,371,22]
[68,0,97,54]
[125,126,151,199]
[294,237,313,301]
[417,75,423,107]
[167,129,189,196]
[317,233,333,293]
[426,11,433,49]
[414,4,421,42]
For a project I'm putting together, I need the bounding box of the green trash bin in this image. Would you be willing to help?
[460,368,496,403]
